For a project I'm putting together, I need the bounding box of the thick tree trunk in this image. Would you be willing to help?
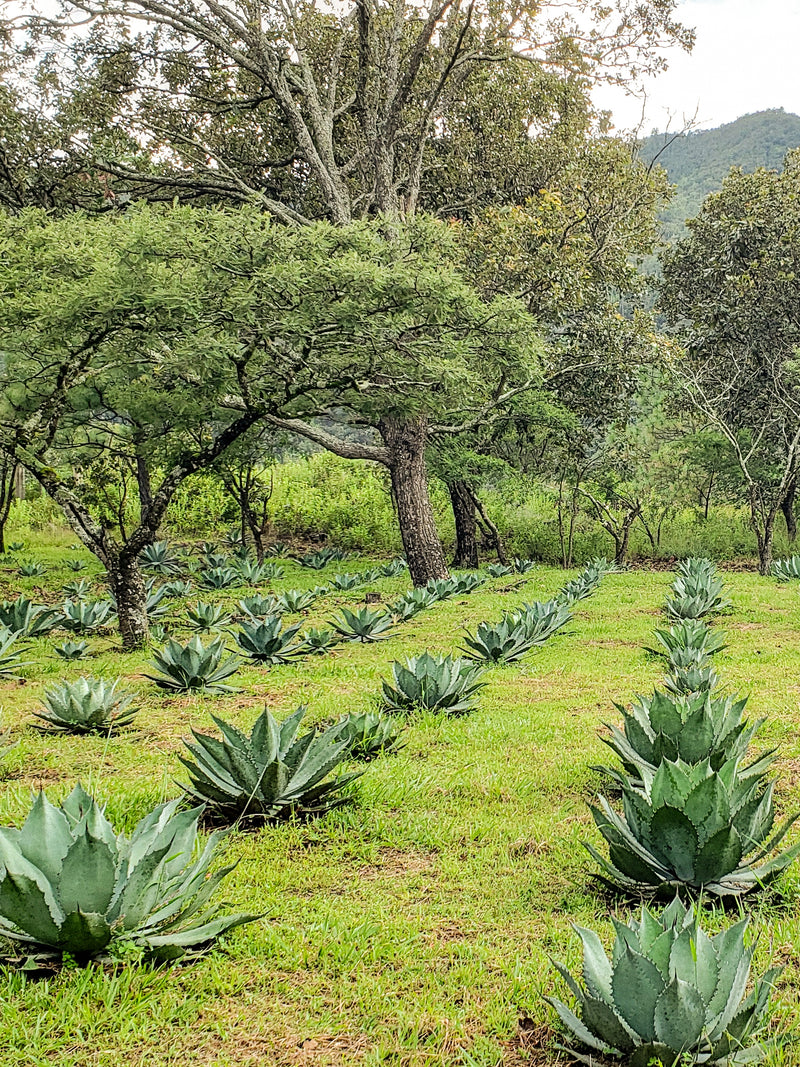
[447,479,478,568]
[782,479,797,542]
[107,552,149,650]
[379,415,449,586]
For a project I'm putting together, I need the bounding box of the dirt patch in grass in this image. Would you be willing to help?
[501,1019,563,1066]
[279,1033,372,1066]
[356,847,436,881]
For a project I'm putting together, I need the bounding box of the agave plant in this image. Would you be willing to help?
[61,578,93,601]
[201,551,230,570]
[546,896,780,1067]
[379,558,407,578]
[186,602,232,633]
[664,664,720,696]
[179,706,360,823]
[486,563,514,578]
[18,559,47,578]
[450,572,486,594]
[381,652,486,715]
[198,566,240,591]
[145,586,171,621]
[425,577,459,601]
[389,598,424,621]
[297,549,333,569]
[232,617,307,664]
[65,559,88,572]
[329,572,363,591]
[0,628,29,677]
[512,558,536,574]
[139,540,183,576]
[559,572,602,606]
[6,541,23,552]
[587,756,800,898]
[772,555,800,582]
[62,599,114,634]
[460,617,537,664]
[238,594,282,620]
[676,557,718,580]
[261,562,285,580]
[223,528,245,548]
[0,595,60,637]
[391,588,437,616]
[666,569,730,620]
[331,606,394,642]
[232,558,270,584]
[599,689,771,782]
[53,639,90,662]
[336,711,404,760]
[507,599,572,644]
[35,677,138,734]
[266,541,290,557]
[163,579,193,598]
[303,627,338,654]
[146,636,240,694]
[0,786,257,962]
[277,588,318,612]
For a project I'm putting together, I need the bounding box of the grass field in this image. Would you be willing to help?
[1,538,800,1066]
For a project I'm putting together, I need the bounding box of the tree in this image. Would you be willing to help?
[660,152,800,574]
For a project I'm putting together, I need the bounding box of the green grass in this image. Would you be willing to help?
[0,543,800,1065]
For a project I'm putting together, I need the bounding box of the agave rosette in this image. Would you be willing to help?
[381,651,486,714]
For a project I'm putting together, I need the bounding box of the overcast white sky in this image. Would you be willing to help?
[595,0,800,134]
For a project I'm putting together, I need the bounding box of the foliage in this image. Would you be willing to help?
[186,603,232,634]
[335,712,404,761]
[146,637,240,694]
[546,896,779,1066]
[238,595,282,620]
[0,596,59,638]
[53,640,90,662]
[35,677,137,735]
[198,566,240,591]
[0,786,256,962]
[330,607,394,643]
[381,653,486,715]
[277,589,317,613]
[139,541,183,576]
[460,616,540,665]
[179,707,359,824]
[772,555,800,582]
[232,618,307,665]
[302,628,338,655]
[61,599,114,634]
[0,628,29,677]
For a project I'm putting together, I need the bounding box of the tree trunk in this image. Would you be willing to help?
[107,552,150,650]
[379,415,449,585]
[447,479,479,568]
[782,479,797,542]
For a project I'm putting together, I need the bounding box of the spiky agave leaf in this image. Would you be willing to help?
[587,756,800,898]
[335,711,404,760]
[62,599,114,634]
[772,556,800,582]
[178,706,360,823]
[0,595,60,637]
[647,620,727,661]
[330,606,394,642]
[506,599,572,644]
[460,616,536,664]
[139,540,184,576]
[381,652,486,714]
[146,636,241,694]
[664,664,720,696]
[545,895,780,1065]
[232,617,307,664]
[186,602,232,633]
[34,677,138,735]
[53,640,90,662]
[277,588,318,612]
[0,786,257,963]
[0,627,30,678]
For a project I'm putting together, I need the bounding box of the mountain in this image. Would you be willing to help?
[639,109,800,238]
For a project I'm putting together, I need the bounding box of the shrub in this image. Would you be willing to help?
[186,602,232,633]
[232,617,307,664]
[336,711,404,760]
[0,595,60,637]
[331,606,394,643]
[35,677,137,734]
[381,652,486,715]
[147,636,240,694]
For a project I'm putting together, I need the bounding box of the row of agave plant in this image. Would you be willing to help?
[547,559,792,1065]
[0,558,608,964]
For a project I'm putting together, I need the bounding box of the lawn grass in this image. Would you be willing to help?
[1,539,800,1065]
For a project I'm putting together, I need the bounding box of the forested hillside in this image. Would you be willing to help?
[640,108,800,235]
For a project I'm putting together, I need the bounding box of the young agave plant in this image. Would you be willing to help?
[179,707,360,823]
[546,896,780,1067]
[65,559,88,572]
[139,540,183,576]
[507,599,572,644]
[335,711,404,760]
[277,588,318,612]
[202,551,230,570]
[648,620,726,661]
[232,617,307,664]
[666,570,730,620]
[512,558,536,574]
[0,786,257,962]
[599,689,771,782]
[425,577,459,601]
[146,636,241,694]
[199,566,240,591]
[53,639,90,662]
[238,594,282,620]
[329,572,363,591]
[664,664,720,696]
[0,628,29,677]
[331,606,394,642]
[18,559,47,577]
[0,595,60,637]
[303,627,338,655]
[163,579,193,598]
[62,599,114,634]
[772,555,800,582]
[379,558,407,578]
[381,652,486,714]
[676,557,718,580]
[460,616,541,664]
[35,677,138,734]
[186,602,232,633]
[450,572,486,594]
[588,757,800,898]
[233,558,270,584]
[298,550,332,570]
[486,563,514,578]
[391,588,437,616]
[266,541,291,557]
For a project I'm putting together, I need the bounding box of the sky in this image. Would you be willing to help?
[594,0,800,135]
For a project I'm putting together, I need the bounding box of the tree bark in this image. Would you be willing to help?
[107,551,149,650]
[782,478,797,542]
[447,479,478,568]
[379,415,449,585]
